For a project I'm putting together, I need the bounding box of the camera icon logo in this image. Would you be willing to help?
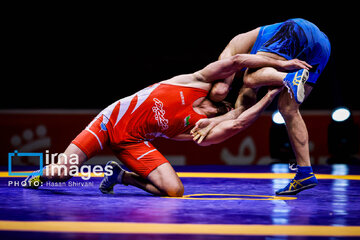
[8,150,43,176]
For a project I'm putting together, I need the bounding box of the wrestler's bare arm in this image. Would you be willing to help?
[197,54,311,85]
[193,87,282,146]
[161,55,246,91]
[162,54,302,91]
[218,28,260,83]
[171,133,193,141]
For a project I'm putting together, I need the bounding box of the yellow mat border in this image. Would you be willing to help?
[0,221,359,236]
[1,171,360,180]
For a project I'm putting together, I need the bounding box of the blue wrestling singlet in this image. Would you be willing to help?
[251,18,331,85]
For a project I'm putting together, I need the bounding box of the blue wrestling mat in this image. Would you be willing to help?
[0,164,360,239]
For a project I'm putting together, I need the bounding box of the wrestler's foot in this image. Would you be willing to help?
[23,170,44,189]
[99,161,125,194]
[283,69,309,104]
[276,166,318,195]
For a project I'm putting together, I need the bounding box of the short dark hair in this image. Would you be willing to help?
[213,100,233,116]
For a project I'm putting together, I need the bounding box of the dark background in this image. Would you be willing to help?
[2,5,358,111]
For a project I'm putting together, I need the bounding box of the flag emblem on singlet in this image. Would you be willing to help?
[184,115,190,127]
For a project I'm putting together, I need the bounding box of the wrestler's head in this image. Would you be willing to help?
[213,100,233,116]
[199,98,233,117]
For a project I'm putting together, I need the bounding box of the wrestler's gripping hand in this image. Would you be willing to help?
[191,86,284,145]
[191,119,217,144]
[280,59,312,71]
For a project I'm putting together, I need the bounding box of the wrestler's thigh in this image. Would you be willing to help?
[243,51,287,82]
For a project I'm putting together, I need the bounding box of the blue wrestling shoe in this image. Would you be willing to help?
[99,161,125,194]
[276,166,318,195]
[23,170,44,189]
[283,69,309,104]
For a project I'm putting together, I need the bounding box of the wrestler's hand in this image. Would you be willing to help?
[267,86,284,99]
[191,119,217,144]
[280,59,312,71]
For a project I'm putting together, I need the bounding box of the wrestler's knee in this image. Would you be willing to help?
[243,72,257,88]
[243,67,265,88]
[278,98,299,119]
[147,163,185,197]
[210,82,230,102]
[164,181,184,197]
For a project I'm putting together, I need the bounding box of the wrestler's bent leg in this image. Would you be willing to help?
[101,162,184,197]
[100,142,184,197]
[236,52,287,110]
